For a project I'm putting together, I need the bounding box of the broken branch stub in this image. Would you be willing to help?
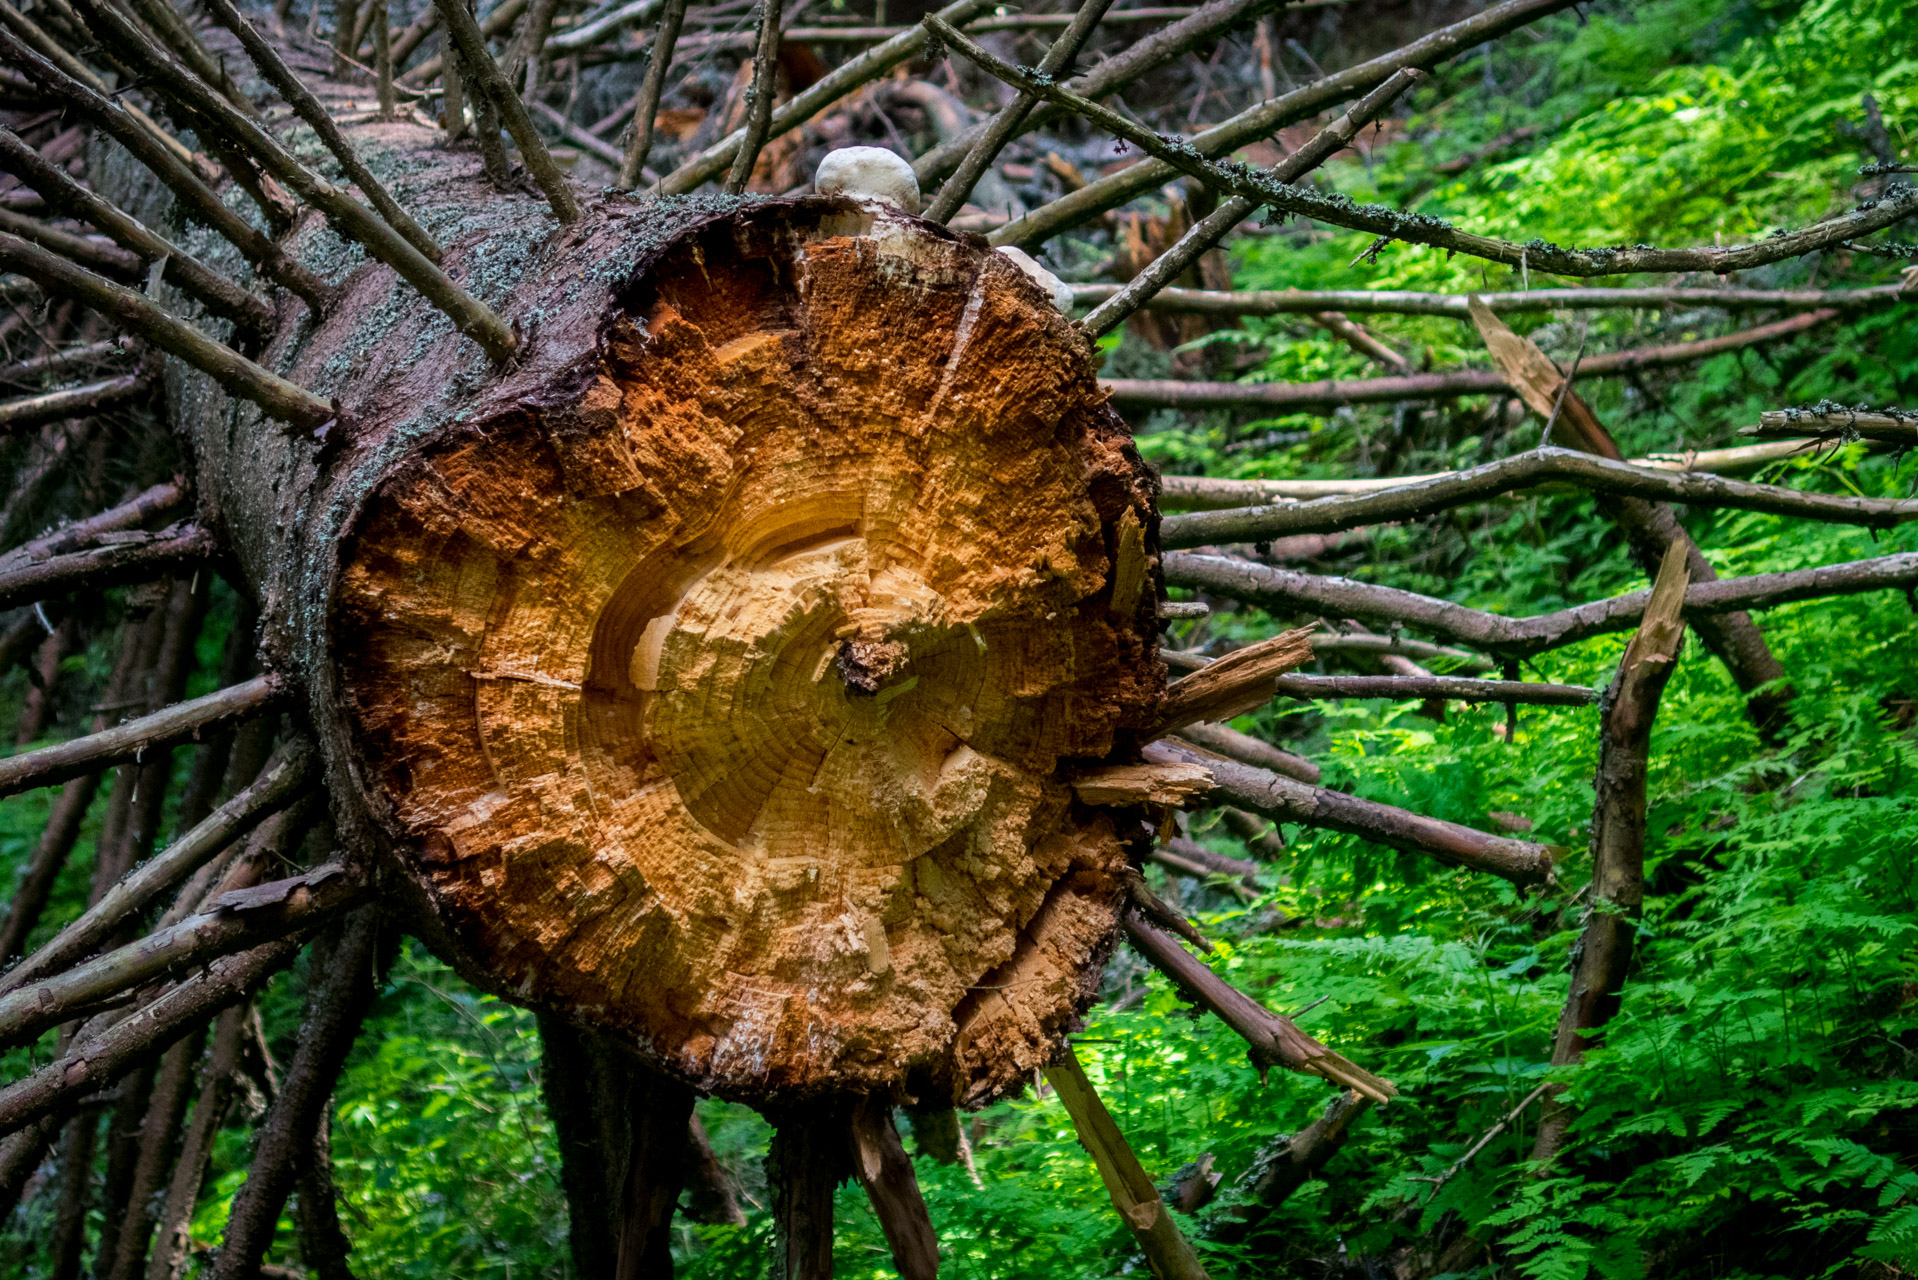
[321,197,1162,1107]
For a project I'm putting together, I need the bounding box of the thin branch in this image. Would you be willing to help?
[201,0,444,262]
[396,0,527,86]
[848,1097,939,1280]
[1164,548,1918,660]
[1744,405,1918,444]
[1044,1044,1213,1280]
[144,1004,247,1280]
[924,0,1118,223]
[721,0,785,194]
[1150,737,1559,886]
[0,126,274,334]
[373,0,395,116]
[1125,910,1395,1098]
[0,24,334,312]
[1153,838,1261,899]
[0,671,284,800]
[992,0,1580,248]
[0,372,148,432]
[769,1108,843,1280]
[1160,445,1918,550]
[0,772,99,962]
[1172,720,1321,784]
[0,207,144,275]
[1209,1090,1372,1242]
[656,0,997,194]
[0,936,304,1138]
[209,909,381,1280]
[1070,63,1424,336]
[0,339,125,386]
[72,0,519,361]
[0,745,314,994]
[293,1099,359,1280]
[1270,673,1598,705]
[432,0,581,223]
[616,0,687,189]
[0,233,336,428]
[1066,281,1908,318]
[8,478,190,559]
[125,0,254,116]
[0,522,216,619]
[100,1023,203,1280]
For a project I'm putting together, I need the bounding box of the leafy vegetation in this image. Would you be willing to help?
[2,0,1915,1276]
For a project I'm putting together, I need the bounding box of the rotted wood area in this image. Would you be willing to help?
[314,197,1162,1104]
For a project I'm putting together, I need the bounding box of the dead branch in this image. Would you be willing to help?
[1044,1044,1213,1280]
[657,0,996,193]
[0,338,124,386]
[1151,737,1559,886]
[1125,910,1394,1097]
[397,0,527,84]
[721,0,785,194]
[848,1096,939,1280]
[0,372,147,432]
[0,936,304,1138]
[1068,282,1906,318]
[769,1107,845,1280]
[72,0,519,361]
[1271,673,1598,706]
[1533,547,1689,1165]
[100,1024,204,1280]
[0,773,99,962]
[615,0,687,188]
[294,1100,360,1280]
[924,0,1117,223]
[1172,720,1321,784]
[1209,1090,1371,1242]
[0,523,215,619]
[145,1005,247,1280]
[0,25,333,311]
[0,207,144,275]
[0,235,335,428]
[1072,65,1424,337]
[1153,837,1261,899]
[1159,446,1918,549]
[0,126,273,334]
[210,910,381,1280]
[1164,548,1918,660]
[0,672,284,800]
[994,0,1579,247]
[201,0,443,262]
[432,0,580,223]
[0,864,359,1051]
[1744,406,1917,443]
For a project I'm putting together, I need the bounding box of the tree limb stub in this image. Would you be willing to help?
[1149,738,1559,886]
[1158,446,1918,549]
[1044,1043,1213,1280]
[1165,549,1918,660]
[0,746,315,995]
[0,672,284,800]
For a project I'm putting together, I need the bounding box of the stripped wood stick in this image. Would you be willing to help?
[0,234,336,428]
[0,672,285,799]
[0,747,314,995]
[202,0,443,261]
[1044,1044,1213,1280]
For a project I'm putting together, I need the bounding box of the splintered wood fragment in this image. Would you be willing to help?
[1044,1045,1213,1280]
[1124,911,1396,1101]
[1069,761,1214,807]
[1151,626,1315,736]
[0,745,315,995]
[849,1098,940,1280]
[0,673,284,800]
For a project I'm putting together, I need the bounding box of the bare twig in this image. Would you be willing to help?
[721,0,785,193]
[1268,673,1599,706]
[1209,1090,1372,1241]
[0,373,148,432]
[1745,406,1918,443]
[1066,282,1910,317]
[1173,720,1321,784]
[433,0,582,223]
[616,0,687,188]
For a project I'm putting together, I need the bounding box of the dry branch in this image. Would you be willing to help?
[0,234,336,428]
[0,125,274,334]
[0,672,284,800]
[1210,1090,1371,1241]
[1158,446,1918,549]
[0,373,148,432]
[0,25,334,312]
[1153,838,1261,897]
[924,0,1117,223]
[0,936,304,1138]
[656,0,996,193]
[210,910,380,1280]
[1151,737,1559,885]
[1271,673,1598,706]
[1165,549,1918,660]
[849,1097,939,1280]
[615,0,687,188]
[1068,282,1907,318]
[0,339,124,386]
[397,0,528,84]
[145,1004,247,1280]
[433,0,581,223]
[721,0,785,194]
[1044,1044,1213,1280]
[1125,911,1394,1098]
[0,746,314,994]
[1533,547,1689,1165]
[201,0,443,262]
[1171,719,1320,784]
[0,207,143,276]
[1744,406,1918,443]
[994,0,1580,248]
[71,0,519,361]
[0,522,215,618]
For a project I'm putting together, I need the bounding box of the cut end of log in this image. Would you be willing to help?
[332,199,1163,1105]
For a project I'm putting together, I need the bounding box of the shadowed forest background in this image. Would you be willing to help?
[2,0,1916,1276]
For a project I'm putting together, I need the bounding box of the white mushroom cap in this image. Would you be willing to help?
[995,245,1074,313]
[814,147,921,215]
